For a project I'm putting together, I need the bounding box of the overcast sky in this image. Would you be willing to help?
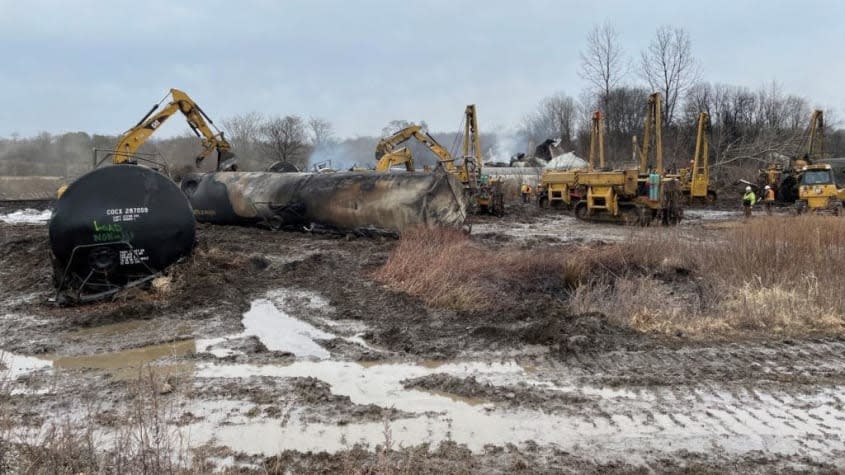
[1,0,843,139]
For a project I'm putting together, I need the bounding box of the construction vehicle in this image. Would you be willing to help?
[676,112,717,205]
[787,111,845,214]
[794,163,842,215]
[535,111,603,208]
[375,147,415,172]
[374,124,452,172]
[537,94,683,225]
[756,110,825,204]
[101,88,237,172]
[462,105,503,216]
[373,105,503,216]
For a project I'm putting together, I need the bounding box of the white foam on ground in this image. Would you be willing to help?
[0,208,52,225]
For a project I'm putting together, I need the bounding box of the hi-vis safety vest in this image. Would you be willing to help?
[765,189,775,201]
[743,192,756,205]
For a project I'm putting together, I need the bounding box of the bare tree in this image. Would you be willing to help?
[222,112,264,170]
[579,22,628,110]
[381,120,425,138]
[520,93,577,151]
[640,26,700,125]
[308,117,335,148]
[223,112,264,146]
[261,115,309,169]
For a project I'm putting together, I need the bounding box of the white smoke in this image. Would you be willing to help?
[485,130,522,166]
[307,143,357,171]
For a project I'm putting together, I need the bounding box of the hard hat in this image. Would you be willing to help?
[745,186,752,192]
[764,185,771,190]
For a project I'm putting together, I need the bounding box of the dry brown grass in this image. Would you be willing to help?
[372,226,587,311]
[376,217,845,338]
[0,364,202,474]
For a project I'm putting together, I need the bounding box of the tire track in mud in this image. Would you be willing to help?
[543,339,845,464]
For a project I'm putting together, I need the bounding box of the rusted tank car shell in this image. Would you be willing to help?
[181,169,467,232]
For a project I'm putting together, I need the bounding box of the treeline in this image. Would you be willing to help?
[0,116,506,178]
[516,23,845,183]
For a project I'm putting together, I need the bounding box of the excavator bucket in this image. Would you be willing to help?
[180,167,468,234]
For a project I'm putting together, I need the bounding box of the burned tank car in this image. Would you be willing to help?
[49,165,196,302]
[180,169,468,233]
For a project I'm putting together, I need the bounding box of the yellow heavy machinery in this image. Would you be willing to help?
[536,111,604,208]
[789,110,843,214]
[463,105,503,216]
[757,109,825,203]
[676,112,717,205]
[795,163,842,215]
[373,105,503,215]
[60,88,235,198]
[374,148,414,172]
[537,94,683,225]
[373,124,452,172]
[100,88,236,172]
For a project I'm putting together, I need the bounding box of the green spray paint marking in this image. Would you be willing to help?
[92,220,133,243]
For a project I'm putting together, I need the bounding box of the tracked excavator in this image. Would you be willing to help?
[373,124,451,172]
[104,88,237,172]
[373,106,503,215]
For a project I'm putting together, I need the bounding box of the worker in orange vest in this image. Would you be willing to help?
[521,183,531,203]
[763,185,776,215]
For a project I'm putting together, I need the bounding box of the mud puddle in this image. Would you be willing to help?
[50,340,196,380]
[683,209,742,221]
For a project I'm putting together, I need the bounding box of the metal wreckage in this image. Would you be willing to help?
[50,165,468,304]
[180,167,468,235]
[46,88,476,304]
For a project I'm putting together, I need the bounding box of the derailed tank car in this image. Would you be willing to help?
[180,168,468,234]
[49,166,196,303]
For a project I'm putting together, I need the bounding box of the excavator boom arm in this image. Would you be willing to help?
[375,125,456,172]
[374,125,423,158]
[112,88,234,170]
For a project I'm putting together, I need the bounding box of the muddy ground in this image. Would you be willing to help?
[0,202,843,473]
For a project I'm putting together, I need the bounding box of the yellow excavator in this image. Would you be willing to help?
[107,88,237,172]
[373,124,452,172]
[372,105,501,215]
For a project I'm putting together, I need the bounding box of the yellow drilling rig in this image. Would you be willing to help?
[537,94,683,225]
[675,112,717,205]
